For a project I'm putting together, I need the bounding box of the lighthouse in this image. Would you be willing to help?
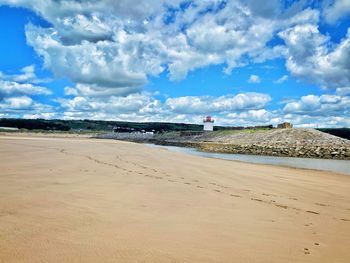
[203,116,214,131]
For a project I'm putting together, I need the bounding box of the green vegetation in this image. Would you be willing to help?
[212,128,272,136]
[0,118,275,133]
[1,119,348,141]
[0,118,204,133]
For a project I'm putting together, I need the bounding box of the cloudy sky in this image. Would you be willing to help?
[0,0,349,127]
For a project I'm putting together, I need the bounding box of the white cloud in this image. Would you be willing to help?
[0,0,349,128]
[248,74,261,83]
[274,75,288,84]
[0,64,50,84]
[1,0,321,95]
[0,95,55,118]
[56,91,272,123]
[1,96,33,109]
[165,93,270,114]
[336,87,350,96]
[283,94,350,117]
[324,0,350,24]
[0,79,51,98]
[25,24,154,90]
[279,24,350,89]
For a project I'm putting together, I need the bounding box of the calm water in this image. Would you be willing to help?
[145,144,350,175]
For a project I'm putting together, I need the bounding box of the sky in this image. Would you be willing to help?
[0,0,349,127]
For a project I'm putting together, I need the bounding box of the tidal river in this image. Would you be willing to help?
[146,144,350,175]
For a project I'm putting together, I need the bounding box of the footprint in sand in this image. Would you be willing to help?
[304,248,310,255]
[306,210,320,215]
[275,204,288,209]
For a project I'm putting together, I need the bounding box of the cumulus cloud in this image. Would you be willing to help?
[56,91,271,123]
[279,24,350,89]
[1,0,323,95]
[165,93,270,114]
[0,65,51,107]
[0,0,349,127]
[248,74,261,83]
[283,94,350,117]
[0,80,51,99]
[323,0,350,24]
[0,64,50,84]
[336,87,350,96]
[0,65,54,118]
[1,96,33,109]
[25,24,156,90]
[0,95,54,118]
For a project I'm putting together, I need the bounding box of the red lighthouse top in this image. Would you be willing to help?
[203,116,214,123]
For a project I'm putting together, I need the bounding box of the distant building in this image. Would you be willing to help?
[203,116,214,131]
[0,127,19,131]
[277,122,293,129]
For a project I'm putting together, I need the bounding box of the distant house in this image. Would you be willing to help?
[277,122,293,129]
[203,116,214,131]
[0,126,19,131]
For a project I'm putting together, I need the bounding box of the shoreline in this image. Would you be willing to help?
[96,128,350,160]
[144,143,350,176]
[1,133,349,176]
[2,130,350,160]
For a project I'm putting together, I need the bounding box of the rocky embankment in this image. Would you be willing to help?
[191,129,350,159]
[97,128,350,160]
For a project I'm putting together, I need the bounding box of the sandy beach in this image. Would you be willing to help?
[0,134,350,263]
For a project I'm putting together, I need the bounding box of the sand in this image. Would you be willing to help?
[0,134,349,263]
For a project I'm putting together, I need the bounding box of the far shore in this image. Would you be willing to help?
[97,128,350,160]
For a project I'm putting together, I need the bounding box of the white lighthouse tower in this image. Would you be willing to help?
[203,116,214,131]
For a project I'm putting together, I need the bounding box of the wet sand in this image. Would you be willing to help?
[0,134,350,263]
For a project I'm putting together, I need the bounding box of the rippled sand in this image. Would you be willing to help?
[0,134,349,263]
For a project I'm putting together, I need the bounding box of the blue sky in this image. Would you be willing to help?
[0,0,349,127]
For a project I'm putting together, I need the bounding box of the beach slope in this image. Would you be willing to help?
[0,135,349,263]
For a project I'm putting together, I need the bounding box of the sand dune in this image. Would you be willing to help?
[0,134,350,262]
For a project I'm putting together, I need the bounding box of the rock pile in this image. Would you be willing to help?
[157,128,350,160]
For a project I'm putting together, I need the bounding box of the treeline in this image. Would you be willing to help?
[0,118,203,132]
[2,119,349,140]
[0,118,275,133]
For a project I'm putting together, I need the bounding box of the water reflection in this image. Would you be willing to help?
[146,144,350,175]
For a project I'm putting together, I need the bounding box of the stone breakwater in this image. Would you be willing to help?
[195,142,350,160]
[147,140,350,160]
[97,128,350,160]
